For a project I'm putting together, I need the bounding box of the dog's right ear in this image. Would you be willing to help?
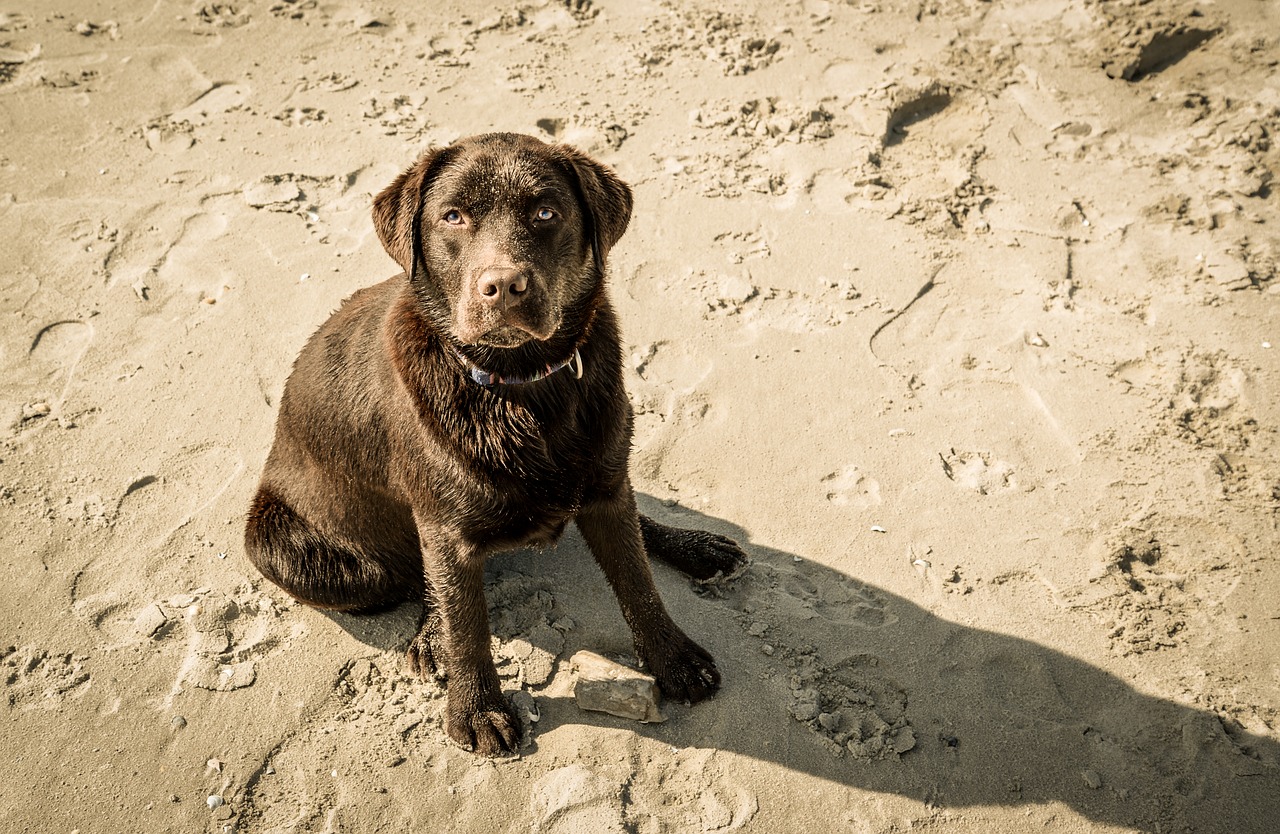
[372,147,447,276]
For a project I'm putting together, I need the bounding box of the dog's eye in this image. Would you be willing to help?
[443,210,464,225]
[534,207,556,222]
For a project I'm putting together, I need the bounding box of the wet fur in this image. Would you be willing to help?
[244,133,746,756]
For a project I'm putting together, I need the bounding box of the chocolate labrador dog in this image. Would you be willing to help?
[244,133,746,756]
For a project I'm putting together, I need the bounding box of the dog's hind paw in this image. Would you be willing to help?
[640,516,749,582]
[405,611,448,683]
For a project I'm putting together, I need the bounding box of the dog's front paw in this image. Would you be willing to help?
[446,695,522,757]
[643,636,721,704]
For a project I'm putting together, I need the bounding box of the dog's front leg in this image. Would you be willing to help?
[411,522,520,756]
[576,487,721,704]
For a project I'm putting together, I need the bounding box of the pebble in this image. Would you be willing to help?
[170,715,186,730]
[571,650,665,723]
[1083,769,1103,789]
[206,795,223,810]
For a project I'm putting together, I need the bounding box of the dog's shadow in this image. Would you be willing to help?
[326,497,1278,833]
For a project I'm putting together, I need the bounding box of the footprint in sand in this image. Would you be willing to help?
[626,749,758,832]
[1171,353,1255,451]
[779,567,896,627]
[2,645,91,710]
[629,341,717,485]
[16,319,94,428]
[163,590,289,696]
[1052,518,1245,657]
[114,442,244,546]
[532,765,628,834]
[821,465,882,508]
[787,652,915,760]
[76,587,287,696]
[274,106,327,127]
[939,448,1017,494]
[726,561,896,630]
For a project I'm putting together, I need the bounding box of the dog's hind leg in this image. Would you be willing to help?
[244,487,417,613]
[638,514,748,581]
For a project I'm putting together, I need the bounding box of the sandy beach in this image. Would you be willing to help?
[2,0,1278,831]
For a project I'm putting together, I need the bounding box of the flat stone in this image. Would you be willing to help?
[186,658,255,691]
[133,603,168,638]
[571,651,665,723]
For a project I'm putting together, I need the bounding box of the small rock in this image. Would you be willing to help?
[133,603,168,638]
[571,651,665,723]
[1083,769,1103,789]
[186,658,255,691]
[1204,254,1251,291]
[790,701,820,722]
[893,727,917,754]
[206,795,223,810]
[391,714,422,737]
[384,755,405,768]
[170,715,187,730]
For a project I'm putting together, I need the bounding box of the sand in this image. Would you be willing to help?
[2,0,1278,831]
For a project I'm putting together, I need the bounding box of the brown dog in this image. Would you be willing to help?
[244,133,746,756]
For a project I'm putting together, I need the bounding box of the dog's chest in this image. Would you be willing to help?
[444,390,605,543]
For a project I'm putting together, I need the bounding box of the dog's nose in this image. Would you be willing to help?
[477,267,528,307]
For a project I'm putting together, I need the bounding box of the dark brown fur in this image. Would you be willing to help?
[244,133,746,756]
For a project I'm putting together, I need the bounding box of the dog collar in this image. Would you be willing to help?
[453,346,583,387]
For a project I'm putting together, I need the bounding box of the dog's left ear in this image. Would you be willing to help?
[553,145,633,274]
[372,146,448,276]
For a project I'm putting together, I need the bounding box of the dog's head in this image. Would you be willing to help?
[373,133,632,352]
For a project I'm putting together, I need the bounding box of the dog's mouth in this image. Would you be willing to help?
[477,325,538,348]
[460,307,562,348]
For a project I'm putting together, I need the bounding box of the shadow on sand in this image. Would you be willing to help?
[327,497,1279,833]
